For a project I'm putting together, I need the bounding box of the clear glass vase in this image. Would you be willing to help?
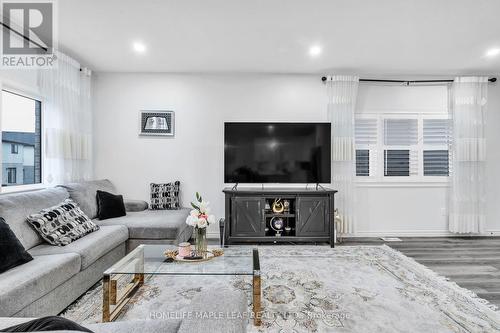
[195,227,207,257]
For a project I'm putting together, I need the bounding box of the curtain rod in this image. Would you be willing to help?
[321,76,497,84]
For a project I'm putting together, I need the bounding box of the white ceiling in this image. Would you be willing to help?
[58,0,500,75]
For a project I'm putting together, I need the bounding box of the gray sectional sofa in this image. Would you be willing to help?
[0,179,193,318]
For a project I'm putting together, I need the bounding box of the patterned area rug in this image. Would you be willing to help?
[61,245,500,332]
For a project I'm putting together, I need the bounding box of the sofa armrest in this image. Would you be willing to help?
[124,199,148,212]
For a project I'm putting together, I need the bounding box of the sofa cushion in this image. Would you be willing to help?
[96,208,191,240]
[58,180,116,219]
[27,199,100,247]
[0,187,69,250]
[0,217,33,274]
[0,253,81,317]
[28,225,128,270]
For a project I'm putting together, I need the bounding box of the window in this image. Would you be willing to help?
[1,90,42,187]
[356,150,370,176]
[383,119,418,177]
[355,118,377,176]
[422,119,450,176]
[384,150,410,176]
[355,115,450,181]
[6,168,16,184]
[423,150,449,176]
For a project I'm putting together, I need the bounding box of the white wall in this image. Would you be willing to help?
[93,73,326,236]
[0,69,39,94]
[92,73,500,237]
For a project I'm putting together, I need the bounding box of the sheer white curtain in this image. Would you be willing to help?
[449,76,488,233]
[326,75,359,234]
[38,52,93,184]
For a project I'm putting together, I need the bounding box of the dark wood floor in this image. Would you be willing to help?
[341,237,500,308]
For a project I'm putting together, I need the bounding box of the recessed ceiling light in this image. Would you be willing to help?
[132,41,146,53]
[309,45,322,57]
[485,48,500,58]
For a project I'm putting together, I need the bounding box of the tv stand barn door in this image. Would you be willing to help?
[230,197,265,237]
[296,197,329,237]
[223,187,337,247]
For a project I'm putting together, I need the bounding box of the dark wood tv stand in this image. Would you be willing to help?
[222,187,337,247]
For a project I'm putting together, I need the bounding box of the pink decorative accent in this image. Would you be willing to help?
[178,242,191,257]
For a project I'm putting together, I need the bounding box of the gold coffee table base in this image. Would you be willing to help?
[102,272,144,322]
[253,273,262,325]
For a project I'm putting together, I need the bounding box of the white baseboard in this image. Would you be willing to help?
[344,230,500,238]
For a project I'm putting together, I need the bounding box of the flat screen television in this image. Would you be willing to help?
[224,122,331,183]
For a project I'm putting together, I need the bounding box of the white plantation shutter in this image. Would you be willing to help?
[383,149,418,176]
[355,118,377,176]
[423,119,451,145]
[355,119,377,145]
[355,115,451,180]
[384,119,418,145]
[383,119,418,177]
[423,119,451,176]
[409,150,418,176]
[423,150,449,176]
[355,150,370,176]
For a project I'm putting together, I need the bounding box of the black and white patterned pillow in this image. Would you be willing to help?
[27,199,99,246]
[150,181,180,210]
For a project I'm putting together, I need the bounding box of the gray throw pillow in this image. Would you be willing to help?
[150,181,180,210]
[27,199,99,246]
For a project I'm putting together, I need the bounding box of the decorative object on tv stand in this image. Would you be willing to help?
[186,192,215,257]
[283,200,290,212]
[272,198,284,213]
[140,110,174,136]
[270,216,284,237]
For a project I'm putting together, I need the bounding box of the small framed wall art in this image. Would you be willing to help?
[139,110,175,136]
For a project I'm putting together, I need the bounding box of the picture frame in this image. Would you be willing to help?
[139,110,175,136]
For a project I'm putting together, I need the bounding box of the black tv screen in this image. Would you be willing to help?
[224,122,331,183]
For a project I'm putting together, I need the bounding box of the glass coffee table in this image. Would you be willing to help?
[102,245,261,326]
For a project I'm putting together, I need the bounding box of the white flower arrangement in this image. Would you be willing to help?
[186,192,215,229]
